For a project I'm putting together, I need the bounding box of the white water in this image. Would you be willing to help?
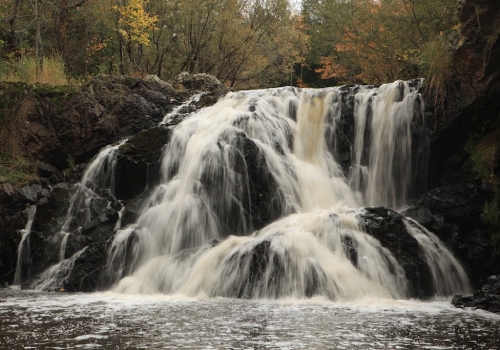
[103,81,470,300]
[13,205,36,285]
[349,81,424,208]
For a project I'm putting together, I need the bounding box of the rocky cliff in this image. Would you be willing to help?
[402,0,500,293]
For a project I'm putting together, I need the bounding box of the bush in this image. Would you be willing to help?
[420,34,453,115]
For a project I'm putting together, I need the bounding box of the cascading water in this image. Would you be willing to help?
[101,80,471,300]
[33,95,208,290]
[348,81,426,208]
[53,141,123,261]
[33,247,88,291]
[34,142,124,290]
[13,205,37,285]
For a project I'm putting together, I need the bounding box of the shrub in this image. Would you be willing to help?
[420,34,453,116]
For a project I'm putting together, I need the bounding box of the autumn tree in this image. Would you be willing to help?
[303,0,458,85]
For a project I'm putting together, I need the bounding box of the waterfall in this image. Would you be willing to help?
[103,81,470,299]
[13,205,37,285]
[30,80,469,300]
[348,80,425,208]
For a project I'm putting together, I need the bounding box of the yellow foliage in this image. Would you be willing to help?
[115,0,158,46]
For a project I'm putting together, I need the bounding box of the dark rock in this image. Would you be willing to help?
[0,76,186,172]
[37,162,60,178]
[18,184,42,203]
[0,183,17,205]
[494,147,500,177]
[453,275,500,314]
[115,126,172,200]
[403,180,498,288]
[0,210,24,285]
[359,207,434,298]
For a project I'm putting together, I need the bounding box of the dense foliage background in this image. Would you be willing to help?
[0,0,459,87]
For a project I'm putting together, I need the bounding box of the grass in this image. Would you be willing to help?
[0,56,68,85]
[420,34,453,123]
[0,156,38,185]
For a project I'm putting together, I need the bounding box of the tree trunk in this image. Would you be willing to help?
[59,0,69,59]
[34,0,43,77]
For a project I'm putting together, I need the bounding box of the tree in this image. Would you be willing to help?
[302,0,458,85]
[114,0,158,74]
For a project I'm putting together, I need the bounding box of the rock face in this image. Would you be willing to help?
[453,275,500,313]
[413,0,500,302]
[427,0,500,188]
[0,75,179,169]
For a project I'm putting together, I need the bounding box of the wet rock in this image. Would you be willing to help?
[115,126,172,200]
[18,184,42,203]
[0,209,24,285]
[359,207,434,298]
[63,243,109,292]
[225,132,288,232]
[403,180,498,288]
[32,183,71,237]
[453,275,500,313]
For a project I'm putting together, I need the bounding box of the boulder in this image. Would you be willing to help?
[453,275,500,314]
[175,72,224,92]
[359,207,434,298]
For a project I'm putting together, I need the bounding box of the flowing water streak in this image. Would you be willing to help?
[348,80,424,208]
[405,219,472,296]
[33,247,88,291]
[54,141,124,261]
[13,205,37,285]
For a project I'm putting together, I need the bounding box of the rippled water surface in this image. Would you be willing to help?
[1,288,499,349]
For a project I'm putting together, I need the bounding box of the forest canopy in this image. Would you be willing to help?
[0,0,458,87]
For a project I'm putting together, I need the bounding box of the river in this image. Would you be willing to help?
[1,288,499,349]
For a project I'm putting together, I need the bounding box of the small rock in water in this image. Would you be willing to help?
[452,275,500,313]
